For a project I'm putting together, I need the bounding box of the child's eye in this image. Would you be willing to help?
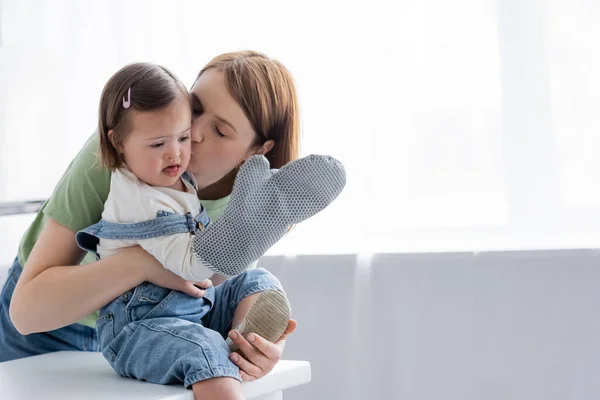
[150,142,164,148]
[179,136,190,143]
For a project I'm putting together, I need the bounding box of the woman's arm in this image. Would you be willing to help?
[10,218,144,334]
[10,218,209,335]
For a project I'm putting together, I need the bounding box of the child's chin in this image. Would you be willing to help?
[146,174,179,188]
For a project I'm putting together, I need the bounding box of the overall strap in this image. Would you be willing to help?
[76,207,211,257]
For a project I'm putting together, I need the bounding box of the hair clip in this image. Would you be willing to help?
[123,87,132,109]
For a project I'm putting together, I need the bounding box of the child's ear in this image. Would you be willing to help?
[107,130,122,151]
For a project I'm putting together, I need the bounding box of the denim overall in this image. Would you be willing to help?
[1,173,285,388]
[75,172,212,258]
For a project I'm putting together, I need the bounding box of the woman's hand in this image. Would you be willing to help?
[227,319,298,382]
[121,246,213,296]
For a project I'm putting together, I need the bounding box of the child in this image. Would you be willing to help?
[75,62,345,394]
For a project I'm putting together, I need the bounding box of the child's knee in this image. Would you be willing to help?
[237,268,283,294]
[244,267,274,281]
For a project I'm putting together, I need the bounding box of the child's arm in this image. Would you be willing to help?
[103,155,345,282]
[137,233,218,282]
[190,154,346,276]
[97,169,240,281]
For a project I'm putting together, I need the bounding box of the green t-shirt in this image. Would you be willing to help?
[17,133,231,328]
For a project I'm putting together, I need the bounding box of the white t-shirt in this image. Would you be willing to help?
[97,167,213,281]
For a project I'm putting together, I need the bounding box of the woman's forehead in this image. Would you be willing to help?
[191,70,256,137]
[192,70,232,109]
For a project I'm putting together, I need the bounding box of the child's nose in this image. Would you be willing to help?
[166,145,181,160]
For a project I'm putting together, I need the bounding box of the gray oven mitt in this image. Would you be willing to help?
[191,154,346,276]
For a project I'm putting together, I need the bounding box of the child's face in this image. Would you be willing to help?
[119,95,192,188]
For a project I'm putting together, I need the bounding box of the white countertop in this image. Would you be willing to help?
[0,351,311,399]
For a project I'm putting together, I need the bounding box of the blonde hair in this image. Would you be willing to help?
[198,50,301,168]
[98,62,188,169]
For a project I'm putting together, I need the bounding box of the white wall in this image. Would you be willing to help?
[260,250,600,400]
[0,214,35,267]
[1,250,599,399]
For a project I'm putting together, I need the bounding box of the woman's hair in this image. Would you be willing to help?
[198,50,301,168]
[98,62,188,169]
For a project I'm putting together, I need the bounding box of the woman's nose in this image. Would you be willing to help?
[191,119,204,143]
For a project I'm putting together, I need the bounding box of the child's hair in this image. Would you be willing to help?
[98,62,188,169]
[198,51,300,169]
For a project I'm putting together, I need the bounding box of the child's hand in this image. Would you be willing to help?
[194,278,213,289]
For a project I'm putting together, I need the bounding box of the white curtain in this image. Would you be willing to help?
[262,251,600,400]
[2,0,600,258]
[2,0,600,259]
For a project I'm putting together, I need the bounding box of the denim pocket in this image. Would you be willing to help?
[124,282,174,323]
[0,267,18,309]
[95,312,116,362]
[8,266,20,284]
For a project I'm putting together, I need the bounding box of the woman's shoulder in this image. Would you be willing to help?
[69,134,108,175]
[49,133,111,191]
[43,132,112,232]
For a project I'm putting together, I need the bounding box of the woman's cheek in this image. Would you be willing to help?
[186,155,203,174]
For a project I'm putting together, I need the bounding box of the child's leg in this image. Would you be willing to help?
[191,377,244,400]
[202,268,290,350]
[98,316,241,389]
[96,282,242,394]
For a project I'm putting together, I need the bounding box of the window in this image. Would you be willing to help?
[1,0,599,258]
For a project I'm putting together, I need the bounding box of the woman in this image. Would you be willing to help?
[1,50,304,396]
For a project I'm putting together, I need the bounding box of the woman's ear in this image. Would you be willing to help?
[254,139,275,156]
[241,140,275,167]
